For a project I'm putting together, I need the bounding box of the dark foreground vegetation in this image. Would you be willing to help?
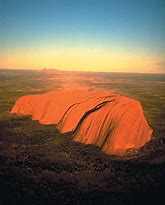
[0,69,165,205]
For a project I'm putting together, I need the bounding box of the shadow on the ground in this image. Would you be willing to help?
[0,116,164,205]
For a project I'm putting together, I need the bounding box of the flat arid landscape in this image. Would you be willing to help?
[0,69,164,205]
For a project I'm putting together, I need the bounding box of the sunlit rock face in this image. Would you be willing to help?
[10,90,152,155]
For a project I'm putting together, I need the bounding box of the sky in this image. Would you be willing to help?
[0,0,165,73]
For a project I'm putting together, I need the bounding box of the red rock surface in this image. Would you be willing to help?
[10,90,152,155]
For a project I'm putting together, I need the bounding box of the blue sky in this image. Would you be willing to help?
[1,0,165,72]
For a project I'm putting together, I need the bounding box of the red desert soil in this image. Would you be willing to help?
[10,90,152,155]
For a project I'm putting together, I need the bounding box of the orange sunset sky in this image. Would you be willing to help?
[1,0,165,73]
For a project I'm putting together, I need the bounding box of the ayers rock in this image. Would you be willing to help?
[10,90,152,155]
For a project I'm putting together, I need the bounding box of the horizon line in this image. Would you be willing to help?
[0,67,164,75]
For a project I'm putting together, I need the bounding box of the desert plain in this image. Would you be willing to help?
[0,69,164,205]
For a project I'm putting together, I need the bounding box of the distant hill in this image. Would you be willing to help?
[42,68,64,73]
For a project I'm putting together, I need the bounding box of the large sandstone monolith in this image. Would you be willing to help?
[10,90,152,155]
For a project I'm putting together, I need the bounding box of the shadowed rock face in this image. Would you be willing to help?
[10,90,152,155]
